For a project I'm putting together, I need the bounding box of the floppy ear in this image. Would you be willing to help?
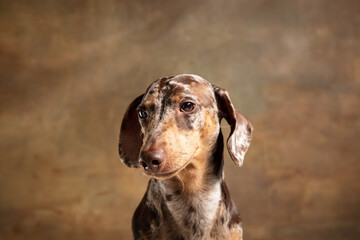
[214,86,253,166]
[118,94,144,168]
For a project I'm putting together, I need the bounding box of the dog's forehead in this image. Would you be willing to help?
[142,74,215,106]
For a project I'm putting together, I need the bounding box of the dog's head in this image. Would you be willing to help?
[119,74,253,178]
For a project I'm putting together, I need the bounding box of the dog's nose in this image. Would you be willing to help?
[140,149,165,172]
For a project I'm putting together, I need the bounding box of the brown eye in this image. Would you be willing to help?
[180,102,195,112]
[138,110,147,119]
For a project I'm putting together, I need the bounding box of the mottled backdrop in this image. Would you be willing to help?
[0,0,359,239]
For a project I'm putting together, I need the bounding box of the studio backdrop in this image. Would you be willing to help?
[0,0,359,239]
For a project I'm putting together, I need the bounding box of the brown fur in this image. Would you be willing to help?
[119,74,253,239]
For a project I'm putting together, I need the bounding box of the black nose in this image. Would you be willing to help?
[139,149,165,172]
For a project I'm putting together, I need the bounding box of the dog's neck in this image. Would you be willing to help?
[157,131,225,238]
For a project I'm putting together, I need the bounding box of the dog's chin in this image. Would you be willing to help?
[142,169,179,179]
[141,160,192,179]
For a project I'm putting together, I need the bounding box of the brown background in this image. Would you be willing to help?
[1,0,359,239]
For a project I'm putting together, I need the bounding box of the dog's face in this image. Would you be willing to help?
[119,74,253,179]
[136,75,220,178]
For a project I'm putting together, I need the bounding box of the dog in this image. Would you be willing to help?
[119,74,253,239]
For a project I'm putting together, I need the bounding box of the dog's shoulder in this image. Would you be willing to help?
[132,179,161,239]
[132,178,184,240]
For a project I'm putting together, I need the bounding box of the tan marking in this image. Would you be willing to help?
[144,100,153,107]
[170,110,220,193]
[140,113,202,179]
[170,95,182,103]
[229,228,243,240]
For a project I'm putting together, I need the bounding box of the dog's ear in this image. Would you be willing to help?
[118,94,144,168]
[214,86,253,166]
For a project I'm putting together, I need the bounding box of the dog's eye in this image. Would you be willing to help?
[138,110,148,119]
[180,102,195,112]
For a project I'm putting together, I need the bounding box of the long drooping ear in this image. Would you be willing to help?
[214,86,253,166]
[118,94,144,168]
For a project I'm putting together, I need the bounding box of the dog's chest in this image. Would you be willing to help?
[162,183,222,239]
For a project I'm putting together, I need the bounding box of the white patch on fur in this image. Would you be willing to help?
[168,81,191,91]
[160,180,222,238]
[230,122,251,166]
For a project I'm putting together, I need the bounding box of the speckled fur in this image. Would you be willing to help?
[119,74,253,240]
